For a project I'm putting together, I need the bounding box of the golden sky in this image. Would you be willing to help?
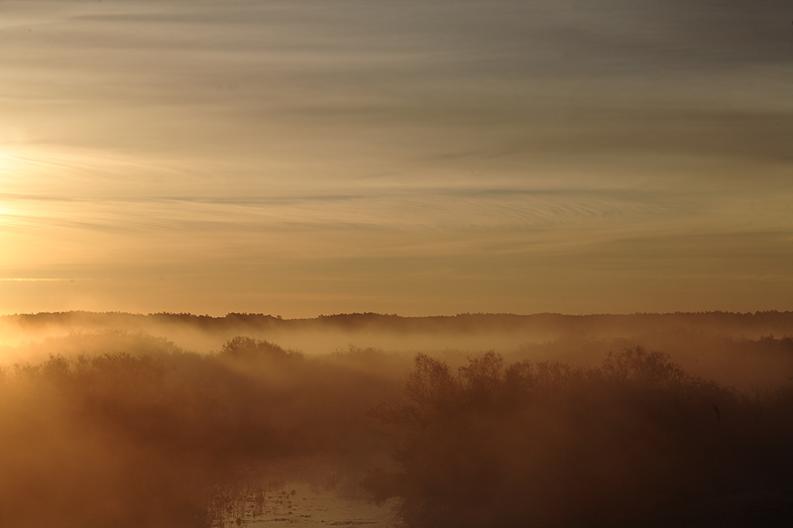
[1,0,792,315]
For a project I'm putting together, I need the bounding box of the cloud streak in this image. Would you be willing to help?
[0,0,791,314]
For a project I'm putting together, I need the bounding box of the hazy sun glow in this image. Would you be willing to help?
[0,0,791,316]
[1,2,793,527]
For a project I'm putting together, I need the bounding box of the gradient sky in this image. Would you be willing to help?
[1,0,792,316]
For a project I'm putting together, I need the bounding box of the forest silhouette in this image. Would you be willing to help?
[1,313,793,526]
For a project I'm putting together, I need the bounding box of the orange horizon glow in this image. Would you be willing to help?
[1,1,792,316]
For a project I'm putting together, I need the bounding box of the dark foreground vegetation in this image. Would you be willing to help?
[0,336,401,527]
[371,349,793,527]
[1,331,793,527]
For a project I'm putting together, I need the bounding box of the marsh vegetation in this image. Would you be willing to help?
[1,313,792,526]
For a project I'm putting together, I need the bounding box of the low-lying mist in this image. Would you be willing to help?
[1,312,793,526]
[4,311,793,390]
[0,336,403,527]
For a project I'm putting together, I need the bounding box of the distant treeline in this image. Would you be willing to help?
[6,310,793,336]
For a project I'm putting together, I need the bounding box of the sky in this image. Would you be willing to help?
[0,0,792,316]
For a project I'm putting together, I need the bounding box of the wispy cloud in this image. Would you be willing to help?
[0,278,77,283]
[0,0,791,314]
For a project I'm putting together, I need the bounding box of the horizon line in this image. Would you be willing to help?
[3,309,793,320]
